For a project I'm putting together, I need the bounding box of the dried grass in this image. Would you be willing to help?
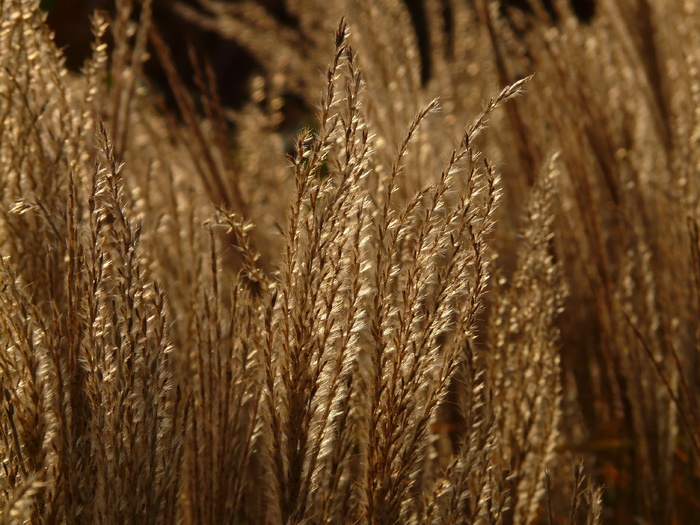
[1,0,699,523]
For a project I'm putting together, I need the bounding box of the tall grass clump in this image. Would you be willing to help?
[0,2,181,521]
[6,0,700,523]
[180,0,700,521]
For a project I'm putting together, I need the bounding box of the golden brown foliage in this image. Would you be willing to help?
[1,0,698,523]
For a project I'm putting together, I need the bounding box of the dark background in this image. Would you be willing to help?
[44,0,596,112]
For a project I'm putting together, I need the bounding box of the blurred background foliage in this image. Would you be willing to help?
[44,0,595,114]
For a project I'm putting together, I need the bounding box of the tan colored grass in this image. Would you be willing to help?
[3,0,700,523]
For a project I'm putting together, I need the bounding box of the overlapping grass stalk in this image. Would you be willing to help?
[4,0,700,523]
